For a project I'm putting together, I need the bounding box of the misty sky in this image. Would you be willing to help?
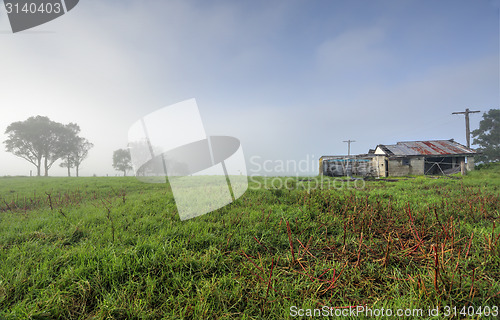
[0,0,498,177]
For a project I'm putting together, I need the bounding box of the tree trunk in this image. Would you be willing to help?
[123,170,126,177]
[67,155,71,177]
[76,165,79,177]
[36,158,41,176]
[44,157,49,177]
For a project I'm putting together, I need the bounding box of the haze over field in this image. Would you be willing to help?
[0,0,498,176]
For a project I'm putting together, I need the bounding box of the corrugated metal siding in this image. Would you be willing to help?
[384,144,420,156]
[380,140,475,156]
[399,140,475,155]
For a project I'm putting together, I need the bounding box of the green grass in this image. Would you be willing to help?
[0,164,499,319]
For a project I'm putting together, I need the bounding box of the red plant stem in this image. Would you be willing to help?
[441,243,445,266]
[287,221,296,263]
[297,260,316,282]
[453,248,461,272]
[343,220,347,249]
[45,192,53,210]
[449,248,461,294]
[305,235,313,252]
[277,217,283,236]
[297,238,316,259]
[253,236,270,254]
[324,262,346,292]
[383,237,391,267]
[3,200,13,213]
[265,209,272,224]
[265,258,275,301]
[407,203,421,242]
[317,268,332,279]
[465,232,474,259]
[291,269,318,281]
[186,233,195,246]
[258,208,265,222]
[354,232,364,268]
[494,233,500,248]
[434,208,448,238]
[269,284,289,300]
[406,242,424,256]
[323,270,337,291]
[222,233,232,252]
[433,245,439,293]
[241,251,264,273]
[469,268,476,299]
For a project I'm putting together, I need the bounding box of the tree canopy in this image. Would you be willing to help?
[58,123,94,177]
[4,116,92,176]
[472,109,500,163]
[112,149,133,176]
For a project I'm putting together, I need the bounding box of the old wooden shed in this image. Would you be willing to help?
[373,139,476,177]
[320,139,477,177]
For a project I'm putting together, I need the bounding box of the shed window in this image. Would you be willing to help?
[402,158,410,166]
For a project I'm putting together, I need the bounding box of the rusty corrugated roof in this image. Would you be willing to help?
[379,140,476,156]
[382,144,419,156]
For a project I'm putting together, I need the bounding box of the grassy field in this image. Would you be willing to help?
[0,164,499,319]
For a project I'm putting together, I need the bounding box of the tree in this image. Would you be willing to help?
[472,109,500,163]
[59,123,93,177]
[4,116,71,176]
[4,116,45,176]
[113,149,132,176]
[58,123,81,177]
[60,137,94,177]
[5,116,92,177]
[42,122,72,176]
[72,138,94,177]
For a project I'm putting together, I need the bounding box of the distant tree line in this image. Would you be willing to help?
[3,116,93,177]
[4,110,497,177]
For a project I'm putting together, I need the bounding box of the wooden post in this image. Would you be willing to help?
[460,160,466,176]
[452,108,481,148]
[343,140,356,178]
[343,140,356,156]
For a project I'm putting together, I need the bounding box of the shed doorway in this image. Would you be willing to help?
[424,157,463,175]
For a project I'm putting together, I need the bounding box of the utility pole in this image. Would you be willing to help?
[343,140,356,156]
[343,140,356,178]
[452,108,480,148]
